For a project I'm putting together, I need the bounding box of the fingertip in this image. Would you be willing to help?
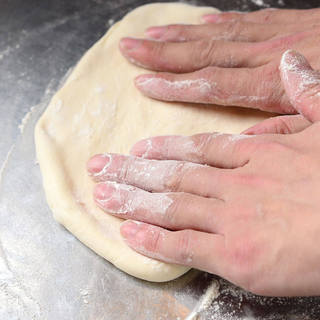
[119,37,142,52]
[93,182,113,201]
[201,12,239,23]
[240,128,256,135]
[87,154,109,175]
[120,220,145,242]
[119,37,126,51]
[145,26,167,40]
[135,73,154,85]
[134,74,158,94]
[130,139,149,157]
[119,37,129,52]
[201,13,222,23]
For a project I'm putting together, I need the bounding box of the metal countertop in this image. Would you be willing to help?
[1,0,320,319]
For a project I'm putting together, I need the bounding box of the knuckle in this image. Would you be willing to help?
[229,167,279,190]
[198,65,215,77]
[191,133,213,163]
[165,162,190,192]
[229,172,259,187]
[168,24,187,41]
[163,194,184,225]
[198,39,217,64]
[251,139,301,172]
[145,228,162,253]
[199,39,238,68]
[230,137,251,162]
[256,64,279,90]
[227,237,260,292]
[273,117,294,134]
[225,19,244,39]
[258,63,279,88]
[121,157,134,182]
[149,40,166,63]
[255,139,291,154]
[176,230,194,264]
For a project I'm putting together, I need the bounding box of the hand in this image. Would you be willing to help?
[119,8,320,114]
[88,50,320,296]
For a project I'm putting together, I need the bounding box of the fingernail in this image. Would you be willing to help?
[130,139,149,157]
[94,183,114,201]
[202,14,222,23]
[87,154,111,175]
[119,37,142,51]
[134,74,156,88]
[121,220,142,239]
[146,26,167,39]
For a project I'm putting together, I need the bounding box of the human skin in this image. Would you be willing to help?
[118,8,320,122]
[87,48,320,297]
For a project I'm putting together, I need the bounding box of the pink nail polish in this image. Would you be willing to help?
[120,37,141,51]
[146,26,166,39]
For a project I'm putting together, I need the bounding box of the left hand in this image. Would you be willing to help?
[119,8,320,114]
[87,51,320,296]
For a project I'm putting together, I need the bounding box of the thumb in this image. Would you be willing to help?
[280,49,320,123]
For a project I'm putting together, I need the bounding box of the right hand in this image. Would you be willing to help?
[88,49,320,296]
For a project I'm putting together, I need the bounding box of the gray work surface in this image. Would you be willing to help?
[1,0,320,319]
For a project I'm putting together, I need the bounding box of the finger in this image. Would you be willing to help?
[145,21,278,43]
[203,9,320,25]
[120,220,226,274]
[130,133,254,169]
[94,181,224,233]
[119,37,266,72]
[242,115,311,135]
[134,65,291,113]
[280,49,320,122]
[202,11,246,23]
[87,153,229,198]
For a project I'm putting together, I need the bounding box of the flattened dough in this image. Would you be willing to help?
[35,3,270,282]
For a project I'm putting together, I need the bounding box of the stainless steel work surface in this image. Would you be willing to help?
[1,0,320,319]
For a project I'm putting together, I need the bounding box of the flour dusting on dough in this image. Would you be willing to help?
[35,2,268,283]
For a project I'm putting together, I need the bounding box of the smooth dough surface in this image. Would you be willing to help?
[35,3,270,282]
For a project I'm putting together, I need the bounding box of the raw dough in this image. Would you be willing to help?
[35,3,269,282]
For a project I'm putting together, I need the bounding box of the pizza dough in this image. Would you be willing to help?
[35,3,269,282]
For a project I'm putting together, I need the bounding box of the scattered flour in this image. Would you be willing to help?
[18,106,37,133]
[0,145,15,188]
[80,288,90,305]
[108,18,115,26]
[185,280,220,320]
[250,0,270,7]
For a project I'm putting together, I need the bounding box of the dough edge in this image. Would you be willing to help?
[34,2,222,282]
